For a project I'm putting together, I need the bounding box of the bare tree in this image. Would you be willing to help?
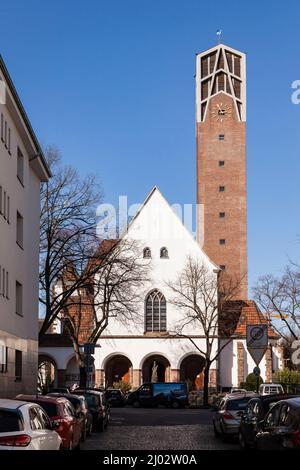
[253,265,300,367]
[39,147,103,339]
[253,265,300,341]
[59,239,150,387]
[167,257,243,406]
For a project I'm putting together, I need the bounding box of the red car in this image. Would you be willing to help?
[16,395,81,450]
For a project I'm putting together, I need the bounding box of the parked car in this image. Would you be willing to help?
[73,390,110,432]
[239,394,298,449]
[0,399,62,450]
[105,389,126,407]
[256,397,300,450]
[127,382,188,409]
[47,393,93,441]
[259,384,284,396]
[213,392,256,439]
[16,395,81,450]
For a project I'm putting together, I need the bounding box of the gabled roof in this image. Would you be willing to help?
[126,186,220,271]
[219,300,278,339]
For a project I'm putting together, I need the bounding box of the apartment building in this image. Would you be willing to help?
[0,55,50,397]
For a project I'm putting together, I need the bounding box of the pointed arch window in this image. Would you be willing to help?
[160,247,169,259]
[145,290,167,332]
[143,247,151,258]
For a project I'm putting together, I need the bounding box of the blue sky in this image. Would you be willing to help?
[0,0,300,291]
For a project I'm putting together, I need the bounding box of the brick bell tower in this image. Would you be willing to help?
[196,43,248,298]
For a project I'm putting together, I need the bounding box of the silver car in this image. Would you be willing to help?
[213,392,256,439]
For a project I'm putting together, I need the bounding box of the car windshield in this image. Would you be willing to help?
[0,410,23,432]
[227,398,251,410]
[36,402,58,418]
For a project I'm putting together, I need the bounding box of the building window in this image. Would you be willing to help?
[17,148,24,185]
[219,161,225,167]
[219,212,225,218]
[0,343,8,373]
[219,239,226,245]
[160,247,169,258]
[145,290,167,332]
[219,186,225,192]
[0,114,3,141]
[0,266,9,299]
[15,350,22,381]
[16,281,23,316]
[143,247,151,258]
[218,134,225,141]
[220,265,226,270]
[16,211,23,248]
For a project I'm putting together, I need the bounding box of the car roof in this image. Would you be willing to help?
[250,394,295,402]
[47,392,81,400]
[74,389,103,396]
[16,394,68,405]
[225,392,257,400]
[283,397,300,407]
[0,398,30,409]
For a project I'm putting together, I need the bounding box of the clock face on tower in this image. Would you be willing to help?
[211,103,232,122]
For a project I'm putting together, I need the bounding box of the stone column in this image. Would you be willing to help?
[170,369,180,382]
[265,346,273,383]
[132,369,141,388]
[57,369,66,387]
[237,342,245,387]
[165,366,171,382]
[95,369,104,388]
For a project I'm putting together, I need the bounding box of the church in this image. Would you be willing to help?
[39,42,283,391]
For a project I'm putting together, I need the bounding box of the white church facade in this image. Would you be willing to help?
[39,187,283,391]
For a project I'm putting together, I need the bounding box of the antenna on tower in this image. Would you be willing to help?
[216,29,222,44]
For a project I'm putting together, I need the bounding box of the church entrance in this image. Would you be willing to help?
[142,354,170,383]
[105,355,133,387]
[180,354,205,390]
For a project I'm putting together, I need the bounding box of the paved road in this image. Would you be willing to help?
[82,407,239,450]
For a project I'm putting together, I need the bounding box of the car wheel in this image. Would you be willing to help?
[213,422,220,438]
[220,424,229,442]
[87,422,92,436]
[133,400,140,408]
[98,419,105,432]
[81,427,87,442]
[172,401,180,409]
[238,431,249,450]
[74,439,81,451]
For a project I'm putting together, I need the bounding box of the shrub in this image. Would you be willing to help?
[273,368,300,391]
[112,380,132,393]
[241,373,263,391]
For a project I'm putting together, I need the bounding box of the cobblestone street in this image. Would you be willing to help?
[82,408,239,450]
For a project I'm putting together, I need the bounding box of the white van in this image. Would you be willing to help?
[259,383,284,396]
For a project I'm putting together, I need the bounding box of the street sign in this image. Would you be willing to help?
[246,324,268,366]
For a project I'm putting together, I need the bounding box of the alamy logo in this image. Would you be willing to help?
[291,339,300,365]
[291,80,300,104]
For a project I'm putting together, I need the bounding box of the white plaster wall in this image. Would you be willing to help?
[98,188,218,337]
[0,101,41,342]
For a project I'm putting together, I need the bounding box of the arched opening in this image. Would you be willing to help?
[66,356,95,389]
[142,354,170,383]
[179,354,205,390]
[105,355,132,387]
[38,354,57,393]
